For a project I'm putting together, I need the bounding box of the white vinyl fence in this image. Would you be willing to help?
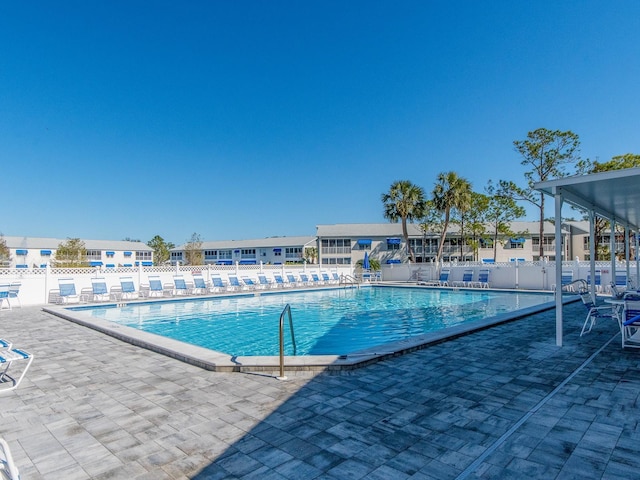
[0,263,354,307]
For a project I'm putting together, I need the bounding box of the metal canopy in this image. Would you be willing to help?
[535,167,640,347]
[535,167,640,230]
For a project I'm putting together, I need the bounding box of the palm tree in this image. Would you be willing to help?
[381,180,426,262]
[432,172,472,262]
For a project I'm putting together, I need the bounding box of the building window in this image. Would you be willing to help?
[86,250,101,261]
[386,238,401,251]
[218,250,232,260]
[136,251,152,260]
[286,247,302,258]
[322,257,351,265]
[321,239,351,254]
[241,249,256,258]
[171,252,183,260]
[479,238,494,249]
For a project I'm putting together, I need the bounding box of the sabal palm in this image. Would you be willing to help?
[432,172,472,262]
[381,180,426,262]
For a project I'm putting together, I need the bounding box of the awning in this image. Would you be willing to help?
[357,239,372,245]
[90,261,103,267]
[239,260,256,265]
[123,263,133,267]
[15,264,28,268]
[386,238,401,245]
[105,264,115,268]
[16,249,28,255]
[510,238,525,243]
[482,258,495,264]
[273,248,282,252]
[142,261,153,266]
[386,259,402,264]
[106,251,115,255]
[217,260,233,265]
[40,249,52,255]
[124,251,132,256]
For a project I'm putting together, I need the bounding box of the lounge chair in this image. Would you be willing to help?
[552,271,575,292]
[286,273,302,287]
[227,275,244,291]
[331,272,341,284]
[0,345,34,394]
[120,277,138,299]
[192,274,210,294]
[0,437,20,479]
[453,269,473,287]
[273,274,289,288]
[471,269,490,288]
[586,270,603,293]
[211,275,228,293]
[148,275,171,297]
[241,276,257,290]
[257,274,274,289]
[437,269,450,286]
[58,278,80,304]
[619,295,640,349]
[311,273,325,285]
[90,277,110,302]
[299,273,311,286]
[322,272,333,284]
[173,275,191,295]
[7,283,21,309]
[0,285,9,311]
[579,291,615,336]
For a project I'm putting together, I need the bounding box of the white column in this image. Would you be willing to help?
[554,188,563,347]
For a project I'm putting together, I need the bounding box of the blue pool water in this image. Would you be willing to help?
[72,287,554,356]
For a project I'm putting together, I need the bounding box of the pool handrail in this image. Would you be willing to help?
[278,303,296,380]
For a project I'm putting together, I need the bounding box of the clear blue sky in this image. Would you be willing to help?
[2,1,639,246]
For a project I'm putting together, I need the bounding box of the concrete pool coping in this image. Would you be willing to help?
[42,284,576,373]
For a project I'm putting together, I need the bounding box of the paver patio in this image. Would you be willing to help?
[1,299,639,479]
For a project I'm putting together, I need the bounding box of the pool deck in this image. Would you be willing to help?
[1,300,640,479]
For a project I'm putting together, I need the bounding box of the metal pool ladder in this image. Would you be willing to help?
[278,304,297,380]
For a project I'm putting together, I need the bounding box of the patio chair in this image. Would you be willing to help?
[148,275,171,297]
[0,339,12,350]
[192,274,210,294]
[7,283,21,309]
[0,345,34,394]
[90,277,110,302]
[471,269,490,288]
[120,277,138,299]
[331,272,341,284]
[453,269,473,287]
[257,274,274,289]
[579,291,615,336]
[58,278,80,304]
[241,276,257,290]
[299,273,311,286]
[211,275,228,293]
[173,275,191,295]
[227,275,244,291]
[437,269,450,286]
[273,274,288,288]
[322,272,333,284]
[0,437,20,480]
[586,270,603,293]
[286,273,303,287]
[0,285,9,311]
[311,273,325,285]
[620,295,640,349]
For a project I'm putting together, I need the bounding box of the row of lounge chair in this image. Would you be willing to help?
[423,269,491,288]
[50,272,344,303]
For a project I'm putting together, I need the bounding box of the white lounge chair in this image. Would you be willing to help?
[7,283,21,309]
[119,277,138,299]
[90,277,110,302]
[579,291,615,336]
[0,285,10,311]
[0,437,20,479]
[620,295,640,349]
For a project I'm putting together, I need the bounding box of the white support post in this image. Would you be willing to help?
[554,188,563,347]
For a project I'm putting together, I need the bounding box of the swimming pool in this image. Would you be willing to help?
[68,286,554,357]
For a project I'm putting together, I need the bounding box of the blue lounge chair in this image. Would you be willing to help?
[173,275,190,295]
[7,283,21,309]
[211,275,228,292]
[58,278,80,304]
[620,295,640,349]
[0,345,34,393]
[241,276,257,289]
[120,277,137,299]
[286,273,300,287]
[192,274,210,294]
[437,269,450,286]
[148,275,171,297]
[273,274,289,288]
[227,275,243,291]
[586,270,603,293]
[453,270,473,287]
[322,273,332,284]
[471,269,490,288]
[258,274,274,289]
[90,277,110,302]
[0,285,10,310]
[311,273,324,285]
[299,273,311,286]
